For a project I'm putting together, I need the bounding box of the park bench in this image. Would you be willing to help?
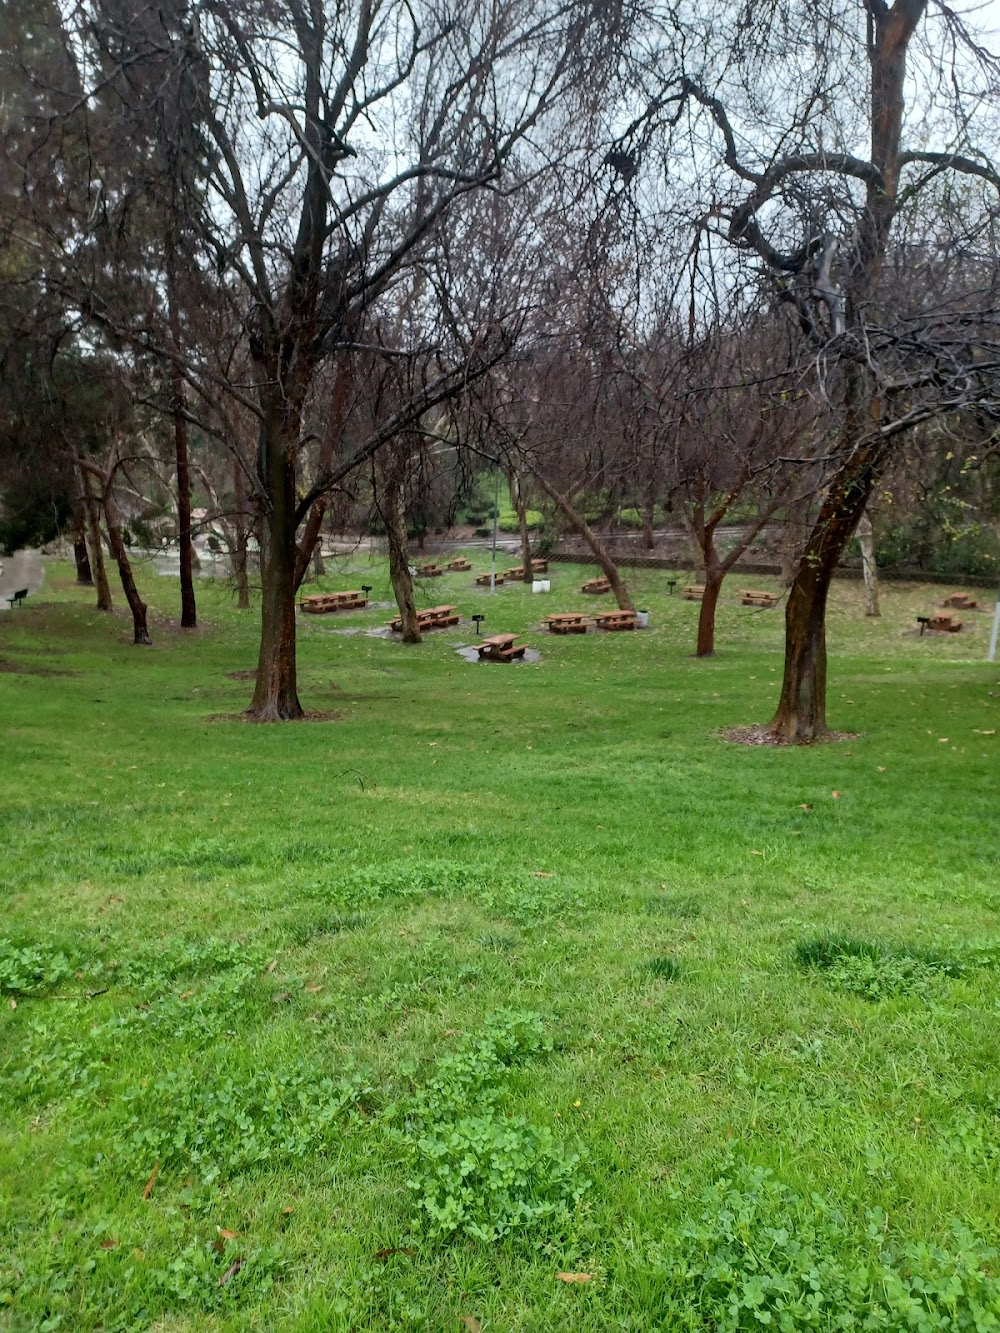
[544,612,588,634]
[595,609,637,631]
[942,592,977,610]
[5,588,28,609]
[475,572,504,585]
[682,584,705,600]
[503,565,526,579]
[580,577,612,594]
[927,613,963,633]
[300,590,367,613]
[415,563,443,577]
[477,633,527,661]
[741,589,777,608]
[446,558,471,571]
[530,558,548,574]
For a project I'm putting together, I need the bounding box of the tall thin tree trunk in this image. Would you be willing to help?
[696,559,723,657]
[103,465,151,646]
[293,356,352,591]
[533,473,634,610]
[80,463,112,611]
[72,504,92,585]
[167,237,196,628]
[769,444,883,742]
[312,542,325,578]
[857,511,880,616]
[383,460,421,643]
[248,412,303,720]
[231,456,251,610]
[510,471,532,582]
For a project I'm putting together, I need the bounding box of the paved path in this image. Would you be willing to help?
[0,549,45,611]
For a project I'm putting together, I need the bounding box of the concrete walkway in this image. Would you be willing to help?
[0,549,45,611]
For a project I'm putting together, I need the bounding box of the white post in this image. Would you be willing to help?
[988,593,1000,663]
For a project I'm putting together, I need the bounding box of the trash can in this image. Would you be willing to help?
[637,609,649,627]
[532,579,551,593]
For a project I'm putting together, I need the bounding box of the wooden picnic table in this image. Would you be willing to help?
[927,613,963,633]
[544,612,588,635]
[682,584,705,601]
[300,590,367,613]
[942,592,977,609]
[475,572,504,585]
[415,564,443,577]
[741,589,777,608]
[477,633,527,661]
[446,558,471,571]
[388,604,460,632]
[595,609,637,631]
[580,577,611,594]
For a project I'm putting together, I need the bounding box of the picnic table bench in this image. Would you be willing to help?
[446,557,471,571]
[415,563,444,577]
[544,612,588,634]
[504,559,549,578]
[477,633,527,661]
[300,590,367,614]
[475,571,504,586]
[927,613,963,633]
[741,589,777,608]
[942,592,977,610]
[5,588,28,609]
[682,584,705,601]
[388,604,460,632]
[595,609,637,631]
[580,577,612,594]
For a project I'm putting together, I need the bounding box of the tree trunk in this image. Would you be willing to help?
[231,455,251,610]
[383,461,421,643]
[80,463,113,611]
[696,563,723,657]
[642,482,656,551]
[247,413,303,720]
[768,444,884,742]
[312,542,325,578]
[533,473,634,610]
[293,357,353,591]
[857,511,880,616]
[72,504,92,585]
[167,248,197,629]
[510,471,533,582]
[103,471,151,646]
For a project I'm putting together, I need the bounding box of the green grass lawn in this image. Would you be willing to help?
[1,554,999,1330]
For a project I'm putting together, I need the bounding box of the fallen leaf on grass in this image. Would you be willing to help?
[373,1247,416,1260]
[219,1229,240,1240]
[303,984,323,993]
[797,803,813,810]
[265,959,278,974]
[750,850,763,856]
[877,766,886,772]
[219,1257,244,1287]
[556,1271,592,1283]
[831,791,841,799]
[179,990,195,1000]
[272,991,292,1004]
[459,1317,482,1332]
[281,1207,295,1215]
[531,871,553,878]
[973,729,996,736]
[100,1238,118,1250]
[938,738,950,744]
[8,998,15,1010]
[141,1162,159,1200]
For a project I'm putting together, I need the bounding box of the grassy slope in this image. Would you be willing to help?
[1,555,998,1330]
